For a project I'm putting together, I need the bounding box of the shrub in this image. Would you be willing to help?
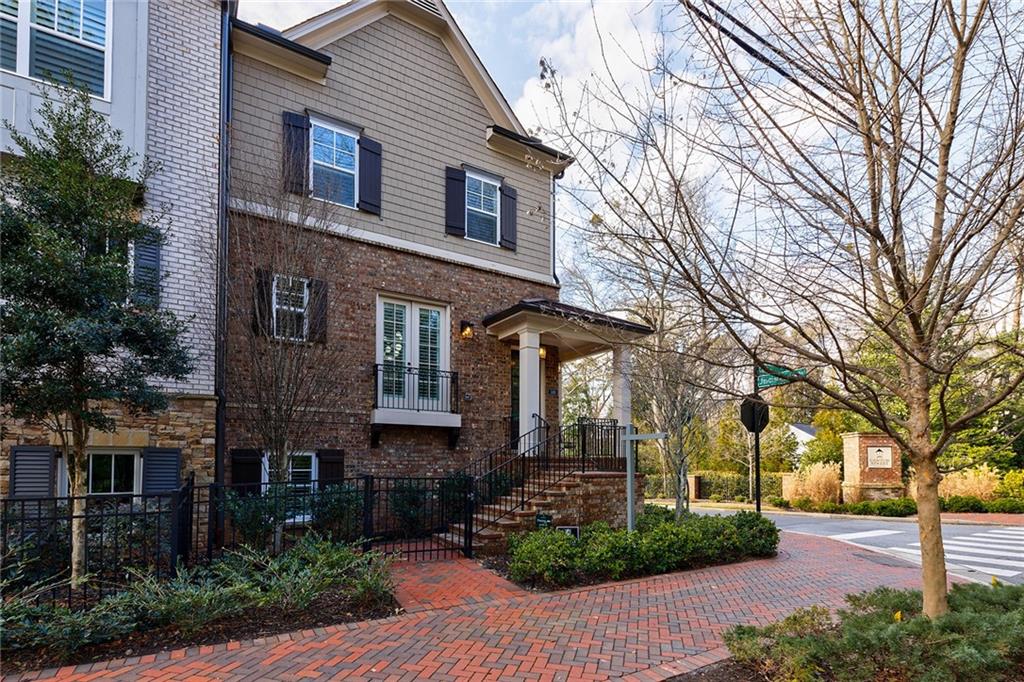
[996,469,1024,499]
[942,495,987,513]
[872,497,917,516]
[507,528,581,587]
[939,466,1001,500]
[311,483,362,542]
[388,480,430,538]
[708,493,723,503]
[791,497,815,511]
[766,496,790,509]
[816,501,843,514]
[694,471,784,500]
[223,489,285,548]
[507,512,780,588]
[636,504,676,531]
[985,497,1024,513]
[1,533,395,656]
[733,495,748,503]
[725,583,1024,682]
[730,511,780,557]
[128,565,248,635]
[789,462,841,504]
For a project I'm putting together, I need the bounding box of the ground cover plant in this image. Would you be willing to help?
[0,533,395,673]
[725,582,1024,681]
[506,506,779,588]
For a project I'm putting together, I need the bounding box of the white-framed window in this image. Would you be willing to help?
[310,117,359,208]
[3,0,111,98]
[272,274,310,341]
[465,170,501,245]
[260,451,317,522]
[376,296,449,405]
[87,450,140,495]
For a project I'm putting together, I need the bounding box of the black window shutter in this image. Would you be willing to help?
[282,111,310,195]
[308,279,328,343]
[500,184,517,251]
[357,136,382,215]
[316,449,345,488]
[10,446,55,498]
[253,269,273,336]
[230,448,263,496]
[133,230,161,306]
[141,448,181,493]
[445,166,466,237]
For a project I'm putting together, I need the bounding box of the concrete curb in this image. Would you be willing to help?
[658,500,1021,527]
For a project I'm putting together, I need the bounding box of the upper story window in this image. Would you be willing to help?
[465,171,500,245]
[310,118,359,209]
[272,274,310,341]
[2,0,108,97]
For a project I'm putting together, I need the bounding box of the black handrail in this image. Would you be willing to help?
[373,363,459,414]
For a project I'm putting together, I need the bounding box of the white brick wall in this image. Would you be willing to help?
[145,0,221,395]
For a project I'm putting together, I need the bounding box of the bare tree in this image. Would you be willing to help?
[538,0,1024,617]
[225,163,351,487]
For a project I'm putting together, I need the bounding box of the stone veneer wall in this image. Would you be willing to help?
[225,218,562,480]
[1,397,217,496]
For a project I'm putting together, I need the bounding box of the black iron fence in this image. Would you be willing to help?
[373,363,459,414]
[1,474,472,608]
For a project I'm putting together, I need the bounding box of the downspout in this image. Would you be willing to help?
[214,0,235,485]
[551,170,563,286]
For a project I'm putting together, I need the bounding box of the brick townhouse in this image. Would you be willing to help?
[2,0,222,497]
[3,0,650,525]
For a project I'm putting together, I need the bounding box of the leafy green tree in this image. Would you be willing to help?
[1,85,193,582]
[802,408,865,469]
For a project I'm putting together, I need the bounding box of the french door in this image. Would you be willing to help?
[379,298,447,410]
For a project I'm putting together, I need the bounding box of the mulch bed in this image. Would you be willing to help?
[1,589,400,675]
[669,660,760,681]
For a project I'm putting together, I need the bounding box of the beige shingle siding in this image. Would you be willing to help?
[231,14,553,281]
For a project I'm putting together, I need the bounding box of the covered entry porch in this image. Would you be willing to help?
[482,297,654,441]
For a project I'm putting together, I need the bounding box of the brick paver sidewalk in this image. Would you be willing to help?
[16,533,936,681]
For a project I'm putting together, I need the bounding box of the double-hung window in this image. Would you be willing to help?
[259,451,317,522]
[310,118,358,208]
[272,274,309,341]
[465,171,500,245]
[377,297,448,409]
[2,0,109,97]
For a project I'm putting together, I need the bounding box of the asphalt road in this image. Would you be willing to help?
[692,506,1024,585]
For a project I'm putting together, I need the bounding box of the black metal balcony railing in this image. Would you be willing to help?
[373,363,460,413]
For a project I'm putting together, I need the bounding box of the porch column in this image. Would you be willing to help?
[518,328,542,441]
[612,345,633,428]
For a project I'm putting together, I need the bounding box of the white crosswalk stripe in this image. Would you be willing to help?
[882,528,1024,581]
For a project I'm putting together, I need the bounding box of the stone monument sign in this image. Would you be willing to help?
[841,433,904,503]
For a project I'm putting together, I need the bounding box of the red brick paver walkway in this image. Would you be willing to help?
[392,557,527,612]
[15,533,938,681]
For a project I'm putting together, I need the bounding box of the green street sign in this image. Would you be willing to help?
[756,364,808,389]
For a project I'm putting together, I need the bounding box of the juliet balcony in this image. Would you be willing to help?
[370,363,461,434]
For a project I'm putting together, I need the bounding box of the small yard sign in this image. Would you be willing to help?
[536,513,553,529]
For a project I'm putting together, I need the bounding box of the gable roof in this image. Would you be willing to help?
[282,0,527,135]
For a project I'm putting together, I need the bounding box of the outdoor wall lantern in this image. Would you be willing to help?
[460,320,475,339]
[538,346,547,359]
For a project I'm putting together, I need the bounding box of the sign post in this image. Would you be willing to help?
[739,394,769,513]
[622,425,667,531]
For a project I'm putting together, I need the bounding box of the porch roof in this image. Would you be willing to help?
[481,298,654,362]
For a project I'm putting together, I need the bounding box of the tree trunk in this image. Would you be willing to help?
[69,414,89,585]
[914,455,949,617]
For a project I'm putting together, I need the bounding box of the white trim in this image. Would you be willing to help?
[464,169,500,247]
[230,199,558,287]
[370,408,461,428]
[309,115,359,209]
[86,449,141,495]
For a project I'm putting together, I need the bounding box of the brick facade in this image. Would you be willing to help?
[225,218,561,480]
